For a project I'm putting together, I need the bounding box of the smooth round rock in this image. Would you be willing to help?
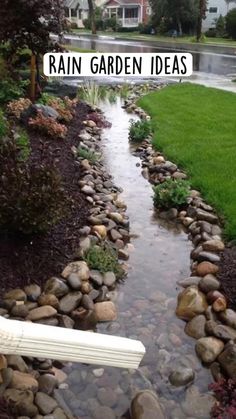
[131,390,166,419]
[196,262,219,277]
[185,315,206,339]
[195,337,224,363]
[169,367,195,387]
[199,275,220,293]
[176,286,208,321]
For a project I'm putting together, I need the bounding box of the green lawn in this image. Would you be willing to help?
[138,84,236,240]
[73,29,236,47]
[63,44,96,52]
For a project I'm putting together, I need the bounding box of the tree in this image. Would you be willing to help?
[150,0,198,35]
[88,0,96,34]
[225,8,236,39]
[196,0,207,41]
[0,0,65,99]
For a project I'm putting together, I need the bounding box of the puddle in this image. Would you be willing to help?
[60,98,213,418]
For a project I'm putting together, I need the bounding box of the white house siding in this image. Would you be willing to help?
[203,0,236,30]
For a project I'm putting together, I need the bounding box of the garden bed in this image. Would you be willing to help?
[0,102,90,295]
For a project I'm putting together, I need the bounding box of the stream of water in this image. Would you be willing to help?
[60,99,213,419]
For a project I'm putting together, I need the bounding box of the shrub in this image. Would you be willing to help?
[0,110,7,138]
[226,8,236,40]
[38,94,77,122]
[209,378,236,418]
[0,79,29,105]
[28,111,68,138]
[0,137,69,234]
[77,146,100,163]
[215,15,226,37]
[7,98,32,119]
[139,22,153,34]
[129,119,152,142]
[153,178,190,209]
[84,243,124,278]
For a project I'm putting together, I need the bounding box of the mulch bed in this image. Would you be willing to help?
[218,246,236,309]
[0,102,91,295]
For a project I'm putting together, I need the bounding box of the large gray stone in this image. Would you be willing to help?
[185,315,206,339]
[58,292,82,314]
[218,344,236,378]
[169,367,195,387]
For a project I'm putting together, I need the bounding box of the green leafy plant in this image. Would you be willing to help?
[77,146,100,163]
[15,128,30,161]
[226,8,236,40]
[0,137,69,234]
[0,79,29,105]
[129,119,152,142]
[153,178,190,209]
[84,243,124,278]
[78,82,113,106]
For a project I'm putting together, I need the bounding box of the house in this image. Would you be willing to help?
[65,0,89,28]
[103,0,151,28]
[203,0,236,30]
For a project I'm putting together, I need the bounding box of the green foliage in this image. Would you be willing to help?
[0,137,69,234]
[15,128,30,161]
[129,119,152,142]
[84,243,124,278]
[216,15,226,37]
[38,92,56,105]
[119,83,131,99]
[77,146,100,163]
[226,8,236,40]
[0,79,29,105]
[0,110,7,138]
[78,82,117,106]
[153,179,190,209]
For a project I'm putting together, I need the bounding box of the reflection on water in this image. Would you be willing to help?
[66,35,236,76]
[60,99,213,419]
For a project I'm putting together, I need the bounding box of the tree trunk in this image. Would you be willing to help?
[88,0,96,34]
[196,0,206,42]
[176,16,183,36]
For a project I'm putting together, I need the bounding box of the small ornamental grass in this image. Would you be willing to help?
[84,243,124,279]
[129,119,152,142]
[77,146,100,164]
[153,178,190,210]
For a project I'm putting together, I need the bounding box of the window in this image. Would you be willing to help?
[125,8,138,18]
[71,8,77,17]
[209,7,218,13]
[65,7,69,17]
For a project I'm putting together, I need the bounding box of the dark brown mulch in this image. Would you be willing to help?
[218,246,236,309]
[0,102,91,296]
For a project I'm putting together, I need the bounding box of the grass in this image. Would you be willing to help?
[62,44,96,53]
[138,83,236,240]
[72,29,236,47]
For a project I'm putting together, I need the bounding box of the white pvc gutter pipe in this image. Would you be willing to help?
[0,317,145,369]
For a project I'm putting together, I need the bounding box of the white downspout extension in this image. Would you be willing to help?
[0,317,145,369]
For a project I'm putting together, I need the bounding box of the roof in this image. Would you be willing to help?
[65,0,88,9]
[104,0,141,5]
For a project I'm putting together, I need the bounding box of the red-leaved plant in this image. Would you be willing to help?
[28,111,67,139]
[209,379,236,418]
[86,112,111,128]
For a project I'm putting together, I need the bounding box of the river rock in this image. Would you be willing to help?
[80,280,91,294]
[177,277,201,288]
[169,367,195,387]
[0,355,7,370]
[4,289,26,301]
[67,273,82,290]
[94,301,117,321]
[61,261,90,280]
[185,315,206,339]
[202,240,225,252]
[72,308,98,330]
[81,185,95,195]
[176,286,208,321]
[11,304,29,318]
[38,374,58,395]
[10,371,38,392]
[199,275,220,293]
[195,337,224,363]
[196,209,218,223]
[197,251,221,263]
[110,229,122,241]
[103,272,116,287]
[131,390,166,419]
[181,386,215,418]
[24,284,41,302]
[196,262,219,276]
[6,355,28,373]
[92,225,107,239]
[213,297,227,312]
[218,309,236,329]
[35,392,58,415]
[81,294,94,310]
[38,294,59,308]
[44,278,69,298]
[58,314,75,329]
[210,322,236,341]
[27,306,57,321]
[4,389,38,417]
[109,212,124,224]
[93,406,115,419]
[58,292,82,314]
[218,344,236,378]
[90,270,103,286]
